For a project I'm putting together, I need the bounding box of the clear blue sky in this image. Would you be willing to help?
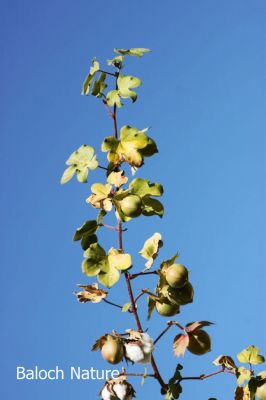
[1,1,265,399]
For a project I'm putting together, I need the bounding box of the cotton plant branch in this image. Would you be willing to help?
[107,73,167,389]
[62,48,265,400]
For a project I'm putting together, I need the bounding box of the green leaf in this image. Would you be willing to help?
[102,127,158,168]
[106,90,123,107]
[81,233,97,251]
[114,48,151,57]
[61,145,98,184]
[82,258,102,276]
[139,232,163,270]
[121,303,131,312]
[91,72,107,98]
[107,55,123,67]
[97,210,107,225]
[147,296,156,320]
[142,197,164,217]
[166,379,182,400]
[73,220,98,241]
[160,253,179,270]
[82,243,107,276]
[81,58,100,95]
[108,248,132,271]
[98,265,120,288]
[106,76,141,107]
[60,165,76,184]
[117,75,141,102]
[237,346,265,365]
[107,171,128,188]
[139,137,158,157]
[130,178,163,198]
[86,183,113,212]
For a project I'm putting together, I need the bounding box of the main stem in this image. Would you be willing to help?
[118,221,166,390]
[110,82,167,390]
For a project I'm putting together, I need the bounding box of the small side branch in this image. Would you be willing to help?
[99,69,117,77]
[103,298,123,310]
[129,271,159,280]
[134,289,149,304]
[154,321,185,345]
[99,223,128,232]
[119,372,156,378]
[178,368,235,384]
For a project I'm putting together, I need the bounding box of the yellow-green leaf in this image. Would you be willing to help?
[117,75,141,102]
[81,58,100,95]
[61,144,98,184]
[98,265,120,288]
[107,171,128,188]
[237,346,265,365]
[114,48,151,57]
[108,248,132,271]
[139,232,163,270]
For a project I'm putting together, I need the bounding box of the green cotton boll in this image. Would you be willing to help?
[155,300,180,317]
[165,264,189,289]
[188,330,211,356]
[120,195,142,218]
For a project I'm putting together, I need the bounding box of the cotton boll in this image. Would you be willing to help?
[125,342,144,363]
[101,385,112,400]
[113,383,127,400]
[125,332,154,364]
[100,379,135,400]
[141,333,154,354]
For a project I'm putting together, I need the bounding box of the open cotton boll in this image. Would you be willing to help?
[141,332,154,353]
[100,378,135,400]
[101,385,112,400]
[113,383,128,400]
[125,332,154,364]
[125,342,144,363]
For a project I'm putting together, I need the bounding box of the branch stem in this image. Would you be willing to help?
[129,271,158,280]
[154,322,175,345]
[119,372,156,378]
[110,71,166,391]
[134,289,149,304]
[103,298,123,310]
[178,368,235,384]
[99,69,117,77]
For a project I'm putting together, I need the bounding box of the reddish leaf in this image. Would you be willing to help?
[173,333,189,357]
[186,321,213,332]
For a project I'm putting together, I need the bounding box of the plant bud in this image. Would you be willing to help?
[101,335,124,365]
[125,331,154,364]
[120,195,142,218]
[155,300,180,317]
[256,371,266,400]
[188,329,211,355]
[165,263,189,288]
[100,377,135,400]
